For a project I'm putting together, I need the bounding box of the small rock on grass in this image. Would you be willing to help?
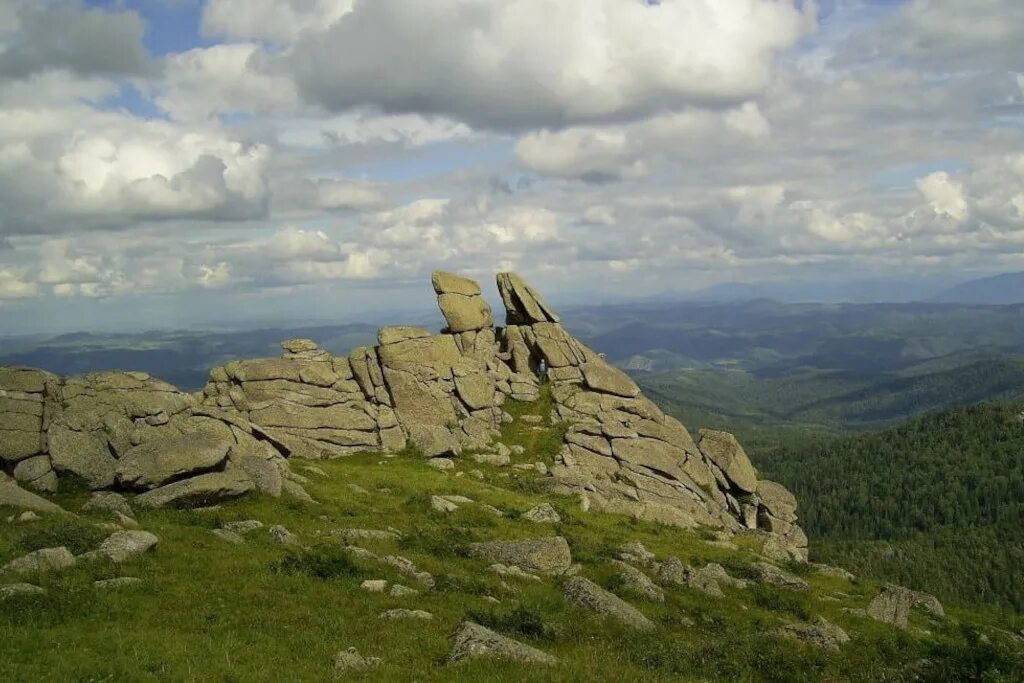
[379,609,433,620]
[18,511,39,522]
[428,458,455,471]
[332,647,381,673]
[361,579,388,593]
[563,576,654,631]
[389,584,418,597]
[1,547,76,575]
[523,504,561,524]
[211,529,244,545]
[431,496,459,513]
[88,531,159,564]
[223,520,263,534]
[0,583,46,600]
[94,577,143,590]
[447,621,556,665]
[269,525,300,546]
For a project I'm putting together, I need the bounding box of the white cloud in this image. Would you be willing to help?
[287,0,815,129]
[158,44,299,121]
[203,0,355,44]
[916,171,968,223]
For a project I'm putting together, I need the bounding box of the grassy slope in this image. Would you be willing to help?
[2,396,1022,682]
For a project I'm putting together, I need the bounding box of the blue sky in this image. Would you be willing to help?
[0,0,1022,333]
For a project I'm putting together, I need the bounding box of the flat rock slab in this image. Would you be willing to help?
[0,474,66,515]
[116,428,231,489]
[448,621,557,665]
[468,536,572,575]
[563,576,654,631]
[135,470,255,509]
[91,531,159,563]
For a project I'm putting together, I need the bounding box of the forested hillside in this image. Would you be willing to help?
[758,404,1024,612]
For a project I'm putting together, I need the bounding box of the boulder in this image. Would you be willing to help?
[756,480,798,519]
[0,473,65,515]
[432,271,482,296]
[135,470,255,508]
[751,562,809,591]
[468,536,572,575]
[867,584,944,629]
[447,621,557,665]
[496,272,560,325]
[780,617,850,651]
[563,576,655,630]
[13,456,58,493]
[610,560,664,602]
[0,583,46,600]
[332,648,381,673]
[90,531,159,563]
[698,430,758,494]
[82,492,133,517]
[522,503,561,524]
[1,547,76,575]
[580,360,640,398]
[48,425,117,490]
[116,427,232,489]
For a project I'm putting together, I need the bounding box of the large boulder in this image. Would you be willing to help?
[1,546,76,576]
[116,422,233,489]
[496,272,560,325]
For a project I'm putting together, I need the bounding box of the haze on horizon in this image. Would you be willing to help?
[1,0,1023,334]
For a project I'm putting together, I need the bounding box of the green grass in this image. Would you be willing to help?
[2,397,1022,681]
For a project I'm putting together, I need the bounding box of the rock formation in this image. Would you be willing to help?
[0,271,807,561]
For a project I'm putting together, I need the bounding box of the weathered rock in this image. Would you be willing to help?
[0,472,65,515]
[751,562,809,591]
[235,455,283,497]
[468,536,572,575]
[580,360,640,398]
[0,583,46,600]
[222,520,263,534]
[432,271,482,297]
[431,495,459,513]
[332,647,381,673]
[697,430,758,494]
[780,617,850,651]
[135,470,255,508]
[757,480,798,519]
[563,576,654,630]
[611,560,665,602]
[48,425,117,490]
[116,427,232,489]
[91,530,159,563]
[496,272,560,325]
[447,621,557,665]
[361,579,388,593]
[378,326,433,346]
[269,525,300,546]
[13,456,57,493]
[428,458,455,471]
[867,584,944,629]
[522,503,561,524]
[211,528,244,544]
[82,492,133,517]
[438,293,494,333]
[94,577,143,590]
[1,546,76,575]
[389,584,419,597]
[379,608,433,620]
[657,557,723,597]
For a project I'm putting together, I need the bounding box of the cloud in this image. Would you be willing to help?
[916,172,968,223]
[157,43,299,121]
[286,0,815,130]
[202,0,356,44]
[0,0,154,80]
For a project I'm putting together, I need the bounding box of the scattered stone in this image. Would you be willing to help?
[472,453,510,467]
[332,647,381,673]
[1,547,76,575]
[611,560,664,602]
[89,531,159,563]
[656,557,723,597]
[222,520,264,534]
[389,584,419,597]
[751,562,810,591]
[333,528,400,542]
[94,577,143,590]
[379,609,433,620]
[867,584,944,629]
[18,511,39,522]
[617,541,657,566]
[447,621,557,665]
[428,457,455,471]
[489,563,541,582]
[780,617,850,651]
[469,537,572,575]
[82,492,133,517]
[211,529,244,544]
[0,583,45,599]
[563,576,654,630]
[361,579,388,593]
[431,496,459,513]
[0,473,66,515]
[269,525,300,547]
[522,503,561,524]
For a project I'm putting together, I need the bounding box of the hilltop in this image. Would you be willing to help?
[1,272,1022,681]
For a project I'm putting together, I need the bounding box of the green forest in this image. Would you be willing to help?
[757,404,1024,613]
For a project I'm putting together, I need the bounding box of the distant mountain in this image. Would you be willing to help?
[931,271,1024,304]
[683,277,952,304]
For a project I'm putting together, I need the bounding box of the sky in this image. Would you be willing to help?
[0,0,1023,333]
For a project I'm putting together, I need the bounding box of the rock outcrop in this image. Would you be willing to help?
[0,271,807,560]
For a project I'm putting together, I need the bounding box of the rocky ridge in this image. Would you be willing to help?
[0,271,805,561]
